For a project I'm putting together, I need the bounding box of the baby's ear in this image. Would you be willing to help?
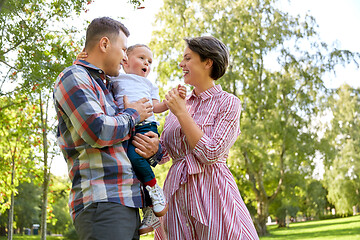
[122,58,129,66]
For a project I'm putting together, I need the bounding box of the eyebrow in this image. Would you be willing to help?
[184,53,190,57]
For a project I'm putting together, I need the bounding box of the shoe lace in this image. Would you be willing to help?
[147,185,165,205]
[142,208,157,226]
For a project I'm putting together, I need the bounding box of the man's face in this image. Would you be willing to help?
[104,30,128,77]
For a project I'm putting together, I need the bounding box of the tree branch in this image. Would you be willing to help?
[269,143,285,202]
[243,151,261,198]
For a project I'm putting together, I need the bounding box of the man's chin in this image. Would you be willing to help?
[107,70,120,77]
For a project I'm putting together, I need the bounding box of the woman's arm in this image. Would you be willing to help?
[192,95,241,164]
[164,88,203,150]
[165,88,241,165]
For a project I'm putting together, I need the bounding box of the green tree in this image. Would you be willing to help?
[267,172,303,226]
[0,95,40,239]
[1,1,163,239]
[322,84,360,215]
[149,0,359,235]
[46,176,72,235]
[301,179,328,219]
[1,1,89,239]
[14,180,41,234]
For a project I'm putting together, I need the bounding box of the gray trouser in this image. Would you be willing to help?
[74,202,140,240]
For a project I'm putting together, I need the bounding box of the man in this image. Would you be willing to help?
[53,17,161,240]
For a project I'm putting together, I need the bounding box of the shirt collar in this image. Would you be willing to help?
[74,59,107,81]
[189,85,222,100]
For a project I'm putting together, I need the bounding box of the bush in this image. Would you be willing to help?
[63,226,78,240]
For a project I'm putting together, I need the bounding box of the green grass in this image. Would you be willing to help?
[261,215,360,240]
[140,233,154,240]
[2,216,360,240]
[142,216,360,240]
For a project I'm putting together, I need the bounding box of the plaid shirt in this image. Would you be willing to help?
[53,60,144,221]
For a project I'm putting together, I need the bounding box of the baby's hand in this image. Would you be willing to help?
[76,51,88,60]
[177,84,187,99]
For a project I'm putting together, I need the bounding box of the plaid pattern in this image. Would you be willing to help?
[54,60,144,221]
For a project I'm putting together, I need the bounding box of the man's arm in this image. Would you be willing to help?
[131,131,162,167]
[132,131,160,159]
[54,66,151,148]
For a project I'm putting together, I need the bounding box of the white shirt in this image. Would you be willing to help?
[110,73,160,123]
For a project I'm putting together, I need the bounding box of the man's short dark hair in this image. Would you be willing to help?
[184,36,229,80]
[85,17,130,50]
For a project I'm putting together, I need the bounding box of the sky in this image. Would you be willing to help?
[51,0,360,176]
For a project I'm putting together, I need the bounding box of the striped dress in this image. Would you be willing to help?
[155,85,259,240]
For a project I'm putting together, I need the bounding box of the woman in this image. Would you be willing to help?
[153,36,259,240]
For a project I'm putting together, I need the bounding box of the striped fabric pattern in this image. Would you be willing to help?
[53,60,144,221]
[155,85,259,240]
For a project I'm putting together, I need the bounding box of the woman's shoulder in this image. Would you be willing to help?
[216,90,241,105]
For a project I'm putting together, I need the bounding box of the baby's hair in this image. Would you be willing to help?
[126,44,151,56]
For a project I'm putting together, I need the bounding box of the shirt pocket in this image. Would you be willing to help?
[194,108,218,133]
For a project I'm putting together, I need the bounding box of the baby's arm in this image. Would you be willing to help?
[153,85,187,113]
[178,85,186,99]
[153,99,168,113]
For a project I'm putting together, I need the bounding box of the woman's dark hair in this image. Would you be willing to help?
[184,36,229,80]
[85,17,130,50]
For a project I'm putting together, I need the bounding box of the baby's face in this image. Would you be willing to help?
[124,46,153,78]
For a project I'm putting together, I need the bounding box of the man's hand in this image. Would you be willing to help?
[123,96,152,122]
[132,131,159,159]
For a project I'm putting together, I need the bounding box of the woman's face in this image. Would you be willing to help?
[179,47,209,87]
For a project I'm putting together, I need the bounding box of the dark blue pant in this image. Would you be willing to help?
[127,122,158,184]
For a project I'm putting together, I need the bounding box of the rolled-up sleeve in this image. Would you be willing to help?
[192,95,241,165]
[54,67,140,148]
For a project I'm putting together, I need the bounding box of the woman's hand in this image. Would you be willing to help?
[164,87,187,117]
[76,51,88,60]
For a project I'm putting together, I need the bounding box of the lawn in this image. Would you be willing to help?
[261,215,360,240]
[2,215,360,239]
[142,216,360,240]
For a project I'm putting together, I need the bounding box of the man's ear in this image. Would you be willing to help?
[99,37,110,53]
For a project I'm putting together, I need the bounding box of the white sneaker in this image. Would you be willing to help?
[139,207,161,235]
[146,184,168,217]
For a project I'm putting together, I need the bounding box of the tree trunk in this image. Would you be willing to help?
[277,217,286,227]
[7,157,15,240]
[40,95,49,240]
[41,172,49,240]
[254,197,269,236]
